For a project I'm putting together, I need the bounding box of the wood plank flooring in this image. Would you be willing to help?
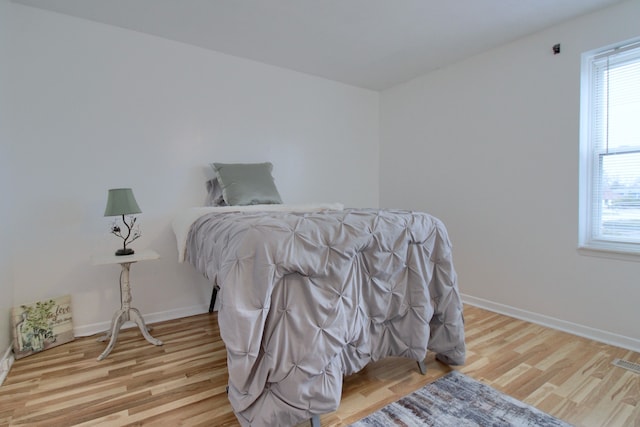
[1,305,638,426]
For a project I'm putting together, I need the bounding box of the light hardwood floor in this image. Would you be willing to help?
[1,305,638,426]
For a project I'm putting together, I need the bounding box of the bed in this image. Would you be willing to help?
[173,163,466,427]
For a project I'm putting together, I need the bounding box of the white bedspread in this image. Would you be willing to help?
[172,203,344,262]
[184,207,466,426]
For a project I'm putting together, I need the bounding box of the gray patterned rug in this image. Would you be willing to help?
[349,371,572,426]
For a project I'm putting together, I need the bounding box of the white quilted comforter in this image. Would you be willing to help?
[183,207,466,426]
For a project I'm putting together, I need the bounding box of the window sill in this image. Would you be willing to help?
[577,245,640,263]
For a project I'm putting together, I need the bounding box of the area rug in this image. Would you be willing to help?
[349,370,572,426]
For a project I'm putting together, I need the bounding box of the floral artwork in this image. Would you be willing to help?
[11,295,74,359]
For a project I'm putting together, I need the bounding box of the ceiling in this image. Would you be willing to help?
[13,0,626,90]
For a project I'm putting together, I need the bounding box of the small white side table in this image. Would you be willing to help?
[92,248,163,361]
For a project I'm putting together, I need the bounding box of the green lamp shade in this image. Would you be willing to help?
[104,188,141,217]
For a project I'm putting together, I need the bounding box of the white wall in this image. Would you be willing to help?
[0,0,16,369]
[5,0,638,364]
[5,3,379,335]
[381,0,640,350]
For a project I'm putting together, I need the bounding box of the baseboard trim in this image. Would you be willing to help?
[66,295,640,355]
[7,297,638,383]
[462,294,640,353]
[73,304,210,337]
[0,345,15,387]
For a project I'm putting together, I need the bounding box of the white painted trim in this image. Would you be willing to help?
[462,294,640,353]
[0,345,15,387]
[577,246,640,263]
[74,304,210,337]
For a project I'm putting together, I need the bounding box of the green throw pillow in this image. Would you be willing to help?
[211,162,283,206]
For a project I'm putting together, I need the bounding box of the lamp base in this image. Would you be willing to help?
[115,248,135,256]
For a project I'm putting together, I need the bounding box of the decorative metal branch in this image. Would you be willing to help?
[110,214,141,255]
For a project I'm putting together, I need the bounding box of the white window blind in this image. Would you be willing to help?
[580,39,640,256]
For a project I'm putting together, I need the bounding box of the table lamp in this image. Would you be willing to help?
[104,188,142,256]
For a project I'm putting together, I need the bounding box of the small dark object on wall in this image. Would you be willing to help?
[553,44,561,55]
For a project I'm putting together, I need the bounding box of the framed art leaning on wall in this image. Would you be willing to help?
[11,295,74,359]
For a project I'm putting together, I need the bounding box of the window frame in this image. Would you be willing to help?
[578,37,640,260]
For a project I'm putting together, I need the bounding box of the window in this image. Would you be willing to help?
[579,39,640,257]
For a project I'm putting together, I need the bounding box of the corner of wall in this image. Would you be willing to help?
[0,345,14,386]
[0,0,15,389]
